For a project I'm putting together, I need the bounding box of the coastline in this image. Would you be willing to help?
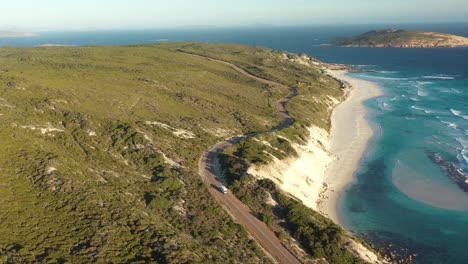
[247,69,383,225]
[248,125,335,211]
[247,69,386,263]
[320,70,383,225]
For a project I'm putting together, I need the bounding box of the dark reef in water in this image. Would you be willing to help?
[427,151,468,192]
[364,230,445,264]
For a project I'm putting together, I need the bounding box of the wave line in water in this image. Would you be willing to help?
[455,138,468,166]
[358,75,413,81]
[411,105,433,114]
[441,120,458,130]
[417,88,428,97]
[450,109,468,120]
[422,75,457,80]
[440,88,462,94]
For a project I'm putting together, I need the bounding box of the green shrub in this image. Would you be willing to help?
[236,138,271,165]
[146,192,173,210]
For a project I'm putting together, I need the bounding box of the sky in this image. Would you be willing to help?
[2,0,468,31]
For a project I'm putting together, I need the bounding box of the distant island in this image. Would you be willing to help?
[0,31,37,38]
[334,29,468,48]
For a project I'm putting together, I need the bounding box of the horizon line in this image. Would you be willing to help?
[3,21,468,33]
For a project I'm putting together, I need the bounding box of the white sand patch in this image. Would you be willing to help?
[261,140,276,149]
[21,123,64,135]
[327,95,340,105]
[265,191,278,207]
[173,199,187,216]
[248,126,334,210]
[280,52,320,68]
[146,121,171,129]
[136,128,183,168]
[141,174,152,180]
[135,144,146,150]
[46,167,57,174]
[51,99,69,104]
[201,126,235,138]
[0,98,14,108]
[293,57,313,67]
[276,135,291,142]
[146,121,195,139]
[173,129,195,139]
[161,152,181,168]
[213,128,233,138]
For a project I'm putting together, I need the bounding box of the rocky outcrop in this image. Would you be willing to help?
[335,29,468,48]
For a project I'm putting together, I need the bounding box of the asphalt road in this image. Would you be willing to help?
[181,50,301,263]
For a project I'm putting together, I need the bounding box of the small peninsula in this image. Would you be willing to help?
[0,31,37,38]
[335,29,468,48]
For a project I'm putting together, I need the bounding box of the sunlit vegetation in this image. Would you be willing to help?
[0,42,357,263]
[0,43,289,263]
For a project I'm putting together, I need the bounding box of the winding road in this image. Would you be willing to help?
[180,50,301,264]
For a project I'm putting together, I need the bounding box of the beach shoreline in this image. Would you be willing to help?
[319,70,383,225]
[246,69,387,263]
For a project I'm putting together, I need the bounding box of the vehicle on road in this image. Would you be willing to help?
[219,185,228,194]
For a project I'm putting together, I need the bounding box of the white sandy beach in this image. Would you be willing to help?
[249,70,382,224]
[320,70,383,224]
[247,69,385,263]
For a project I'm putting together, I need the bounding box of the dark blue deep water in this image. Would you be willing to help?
[2,23,467,263]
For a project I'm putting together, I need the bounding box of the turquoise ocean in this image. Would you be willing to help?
[2,24,467,263]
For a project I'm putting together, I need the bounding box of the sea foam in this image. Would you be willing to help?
[450,109,468,120]
[441,120,458,130]
[416,81,434,85]
[411,105,433,114]
[455,138,468,167]
[440,88,462,94]
[423,75,456,80]
[417,88,428,97]
[359,75,412,81]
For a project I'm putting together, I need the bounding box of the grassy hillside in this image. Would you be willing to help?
[0,42,346,263]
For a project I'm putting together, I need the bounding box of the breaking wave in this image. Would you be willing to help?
[377,98,392,111]
[423,75,456,80]
[450,109,468,120]
[417,88,428,97]
[441,120,458,130]
[455,138,468,167]
[440,88,462,94]
[411,105,434,114]
[359,75,412,81]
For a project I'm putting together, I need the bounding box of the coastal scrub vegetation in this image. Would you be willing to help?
[171,42,345,132]
[0,43,287,263]
[0,42,362,263]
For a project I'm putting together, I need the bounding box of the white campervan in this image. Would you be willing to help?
[219,185,228,194]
